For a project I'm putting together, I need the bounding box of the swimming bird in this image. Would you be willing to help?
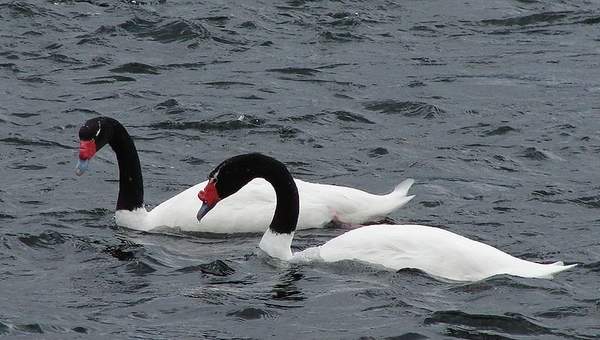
[75,117,415,232]
[196,153,575,281]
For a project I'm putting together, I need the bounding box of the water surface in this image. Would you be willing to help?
[1,0,599,338]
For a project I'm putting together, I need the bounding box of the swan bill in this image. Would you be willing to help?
[76,139,96,176]
[197,179,220,222]
[197,202,214,222]
[75,159,89,176]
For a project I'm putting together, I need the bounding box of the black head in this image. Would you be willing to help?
[196,153,292,221]
[76,117,114,176]
[211,153,268,196]
[78,117,113,150]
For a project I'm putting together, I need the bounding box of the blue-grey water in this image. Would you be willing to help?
[1,0,599,338]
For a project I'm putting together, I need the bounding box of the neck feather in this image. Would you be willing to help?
[253,157,299,235]
[107,119,144,211]
[252,155,298,259]
[259,228,294,260]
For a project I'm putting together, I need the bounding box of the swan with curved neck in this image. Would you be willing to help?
[196,153,576,281]
[75,117,415,232]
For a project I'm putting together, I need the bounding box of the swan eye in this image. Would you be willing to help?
[209,169,220,182]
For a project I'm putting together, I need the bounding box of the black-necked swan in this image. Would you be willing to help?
[75,117,415,232]
[195,153,575,281]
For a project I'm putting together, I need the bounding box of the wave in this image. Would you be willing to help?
[425,310,553,336]
[120,18,210,43]
[364,100,445,119]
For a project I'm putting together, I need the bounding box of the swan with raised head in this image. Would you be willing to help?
[196,153,575,281]
[75,117,415,232]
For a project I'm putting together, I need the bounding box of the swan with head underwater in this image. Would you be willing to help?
[196,153,576,282]
[75,117,415,232]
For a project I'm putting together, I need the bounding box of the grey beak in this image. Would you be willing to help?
[75,159,89,176]
[196,202,215,222]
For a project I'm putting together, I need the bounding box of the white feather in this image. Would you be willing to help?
[259,229,294,261]
[287,224,575,281]
[115,178,415,232]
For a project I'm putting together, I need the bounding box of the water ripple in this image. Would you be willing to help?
[267,67,321,76]
[481,12,572,27]
[110,62,160,75]
[425,310,552,336]
[569,196,600,209]
[18,230,66,249]
[330,110,375,124]
[0,2,64,19]
[120,18,210,43]
[519,147,548,161]
[176,260,235,276]
[226,307,279,320]
[364,100,445,119]
[150,117,266,131]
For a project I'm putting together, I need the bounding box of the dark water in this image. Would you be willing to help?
[1,0,599,338]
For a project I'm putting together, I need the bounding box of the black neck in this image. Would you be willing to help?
[263,162,299,234]
[105,119,144,211]
[226,154,299,234]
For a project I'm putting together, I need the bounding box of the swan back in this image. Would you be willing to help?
[121,178,415,233]
[298,225,575,281]
[295,179,415,226]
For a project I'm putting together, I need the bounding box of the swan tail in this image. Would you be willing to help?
[366,179,415,218]
[551,261,577,270]
[392,178,415,197]
[386,178,415,210]
[392,195,415,210]
[332,179,415,225]
[529,261,577,279]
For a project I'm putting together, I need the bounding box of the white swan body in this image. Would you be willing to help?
[195,153,575,282]
[77,117,415,233]
[116,178,414,233]
[288,225,575,281]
